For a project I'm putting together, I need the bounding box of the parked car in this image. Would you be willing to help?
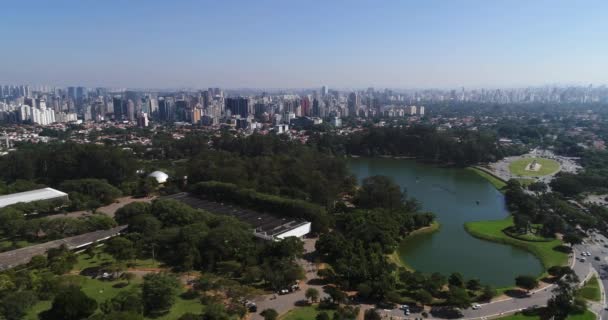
[472,304,481,310]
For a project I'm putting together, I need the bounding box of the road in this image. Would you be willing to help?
[582,232,608,320]
[375,244,597,320]
[254,236,605,320]
[251,237,328,320]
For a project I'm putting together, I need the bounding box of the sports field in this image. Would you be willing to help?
[509,158,560,177]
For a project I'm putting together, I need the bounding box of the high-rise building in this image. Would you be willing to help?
[347,92,360,117]
[112,97,123,119]
[321,86,328,97]
[225,97,249,118]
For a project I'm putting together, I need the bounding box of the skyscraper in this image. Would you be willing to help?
[347,92,360,117]
[225,97,249,118]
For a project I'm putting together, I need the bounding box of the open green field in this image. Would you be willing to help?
[74,248,161,271]
[280,305,335,320]
[25,276,202,320]
[509,158,560,177]
[499,310,595,320]
[578,274,601,302]
[464,217,568,270]
[467,167,507,191]
[25,250,200,320]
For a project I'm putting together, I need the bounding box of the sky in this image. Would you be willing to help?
[1,0,607,89]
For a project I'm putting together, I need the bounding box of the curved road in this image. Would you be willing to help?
[252,235,607,320]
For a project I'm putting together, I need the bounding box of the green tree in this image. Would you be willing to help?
[364,309,381,320]
[515,275,538,292]
[354,176,404,210]
[447,286,471,309]
[104,237,136,262]
[317,312,331,320]
[448,272,465,288]
[0,290,38,320]
[260,309,278,320]
[100,289,143,315]
[306,287,320,303]
[39,286,97,320]
[142,273,180,315]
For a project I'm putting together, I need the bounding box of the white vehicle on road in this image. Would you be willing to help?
[472,304,482,310]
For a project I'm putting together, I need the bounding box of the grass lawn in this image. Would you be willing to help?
[0,239,33,252]
[74,248,161,271]
[578,274,601,302]
[467,167,507,191]
[25,276,203,320]
[464,217,568,270]
[516,178,536,187]
[509,158,560,177]
[26,249,199,320]
[499,310,595,320]
[281,305,335,320]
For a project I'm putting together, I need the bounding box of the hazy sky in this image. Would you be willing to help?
[1,0,607,89]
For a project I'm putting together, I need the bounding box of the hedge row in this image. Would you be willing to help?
[190,181,330,233]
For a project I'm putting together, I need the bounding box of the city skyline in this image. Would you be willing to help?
[1,0,607,88]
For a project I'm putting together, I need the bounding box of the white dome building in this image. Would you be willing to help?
[148,171,169,184]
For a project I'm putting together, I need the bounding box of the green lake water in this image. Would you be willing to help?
[348,157,543,287]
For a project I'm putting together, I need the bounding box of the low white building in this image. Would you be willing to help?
[0,187,69,208]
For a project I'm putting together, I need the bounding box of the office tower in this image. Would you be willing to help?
[158,97,175,122]
[112,96,123,119]
[321,86,328,97]
[225,97,249,118]
[127,99,135,121]
[419,106,425,116]
[300,96,311,117]
[137,112,149,127]
[348,92,360,116]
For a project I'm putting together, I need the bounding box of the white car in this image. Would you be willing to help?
[472,304,482,310]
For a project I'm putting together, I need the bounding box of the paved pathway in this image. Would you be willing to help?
[251,238,328,320]
[45,196,155,219]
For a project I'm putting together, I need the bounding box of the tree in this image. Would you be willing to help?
[548,266,573,278]
[1,290,38,320]
[354,176,404,210]
[447,286,471,309]
[100,290,143,315]
[260,308,278,320]
[306,287,320,303]
[324,286,347,304]
[104,237,136,262]
[545,273,582,320]
[317,312,331,320]
[364,309,382,320]
[466,279,481,291]
[142,273,180,315]
[563,233,583,247]
[479,285,497,301]
[415,289,434,305]
[515,275,538,292]
[39,286,97,320]
[448,272,465,288]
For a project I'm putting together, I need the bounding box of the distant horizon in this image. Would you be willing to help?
[1,82,607,93]
[1,1,607,88]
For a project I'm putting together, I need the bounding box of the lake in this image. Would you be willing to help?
[348,157,543,287]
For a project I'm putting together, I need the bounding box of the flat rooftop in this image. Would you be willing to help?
[0,187,68,208]
[0,225,127,271]
[163,193,310,240]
